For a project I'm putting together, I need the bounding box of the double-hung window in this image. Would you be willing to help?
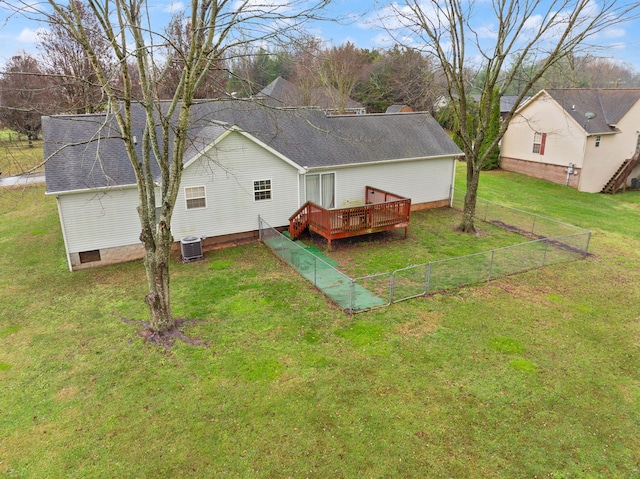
[254,179,272,201]
[185,186,206,209]
[595,135,601,147]
[532,132,546,155]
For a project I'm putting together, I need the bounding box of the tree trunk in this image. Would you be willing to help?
[142,218,175,333]
[458,160,480,233]
[145,252,173,333]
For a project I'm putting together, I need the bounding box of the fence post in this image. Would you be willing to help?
[484,199,489,222]
[258,215,262,240]
[584,232,592,258]
[531,215,537,235]
[542,239,549,267]
[389,272,395,303]
[425,263,431,295]
[349,280,355,312]
[488,250,495,280]
[313,256,317,286]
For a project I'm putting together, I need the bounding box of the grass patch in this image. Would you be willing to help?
[0,130,44,176]
[2,169,640,477]
[321,206,526,277]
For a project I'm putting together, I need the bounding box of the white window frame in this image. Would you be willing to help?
[185,186,207,210]
[532,132,542,154]
[253,179,272,202]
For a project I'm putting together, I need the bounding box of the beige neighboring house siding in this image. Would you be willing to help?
[580,103,640,192]
[501,90,640,193]
[500,91,587,186]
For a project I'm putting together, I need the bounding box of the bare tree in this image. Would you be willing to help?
[2,0,330,336]
[37,0,112,113]
[536,53,640,88]
[156,13,228,100]
[318,42,370,113]
[289,35,324,104]
[0,53,55,143]
[384,0,640,232]
[362,46,444,113]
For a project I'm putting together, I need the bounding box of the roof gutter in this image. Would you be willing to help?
[303,153,462,172]
[45,183,139,196]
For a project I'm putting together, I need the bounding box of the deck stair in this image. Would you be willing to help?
[601,149,640,194]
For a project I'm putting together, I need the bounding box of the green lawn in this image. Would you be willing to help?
[0,129,44,176]
[1,166,639,478]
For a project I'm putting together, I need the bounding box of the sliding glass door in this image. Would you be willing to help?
[305,173,335,209]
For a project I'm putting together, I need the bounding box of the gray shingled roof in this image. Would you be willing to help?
[255,77,364,111]
[544,88,640,134]
[44,100,461,194]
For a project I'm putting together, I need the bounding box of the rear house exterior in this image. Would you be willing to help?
[43,101,461,271]
[500,88,640,193]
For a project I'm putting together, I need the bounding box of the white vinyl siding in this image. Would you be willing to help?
[308,157,454,208]
[172,131,299,238]
[57,188,142,253]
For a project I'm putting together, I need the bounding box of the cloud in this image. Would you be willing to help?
[17,27,46,43]
[602,27,626,39]
[163,2,185,14]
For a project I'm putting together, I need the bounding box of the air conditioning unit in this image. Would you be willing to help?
[180,236,204,263]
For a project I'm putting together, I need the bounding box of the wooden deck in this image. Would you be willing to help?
[289,186,411,250]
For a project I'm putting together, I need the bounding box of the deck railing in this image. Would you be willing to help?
[289,186,411,249]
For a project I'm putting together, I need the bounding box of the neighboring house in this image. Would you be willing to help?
[500,88,640,193]
[254,77,367,115]
[43,101,461,271]
[499,95,530,121]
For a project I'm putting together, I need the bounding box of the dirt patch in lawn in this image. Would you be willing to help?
[122,317,209,350]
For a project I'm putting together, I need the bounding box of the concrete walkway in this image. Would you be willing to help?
[0,172,46,188]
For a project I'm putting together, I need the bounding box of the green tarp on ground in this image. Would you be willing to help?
[263,236,386,311]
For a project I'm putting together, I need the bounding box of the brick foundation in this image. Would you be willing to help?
[500,157,580,189]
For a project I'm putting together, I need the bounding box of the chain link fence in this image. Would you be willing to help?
[260,192,591,313]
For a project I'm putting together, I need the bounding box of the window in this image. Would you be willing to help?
[185,186,206,209]
[532,132,546,155]
[254,179,272,201]
[305,173,335,209]
[595,135,601,147]
[79,250,101,263]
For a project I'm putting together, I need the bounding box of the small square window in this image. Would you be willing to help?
[185,186,206,209]
[254,179,272,201]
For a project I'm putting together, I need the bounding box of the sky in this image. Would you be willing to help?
[1,0,640,70]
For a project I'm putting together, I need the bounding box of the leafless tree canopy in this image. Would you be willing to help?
[383,0,640,232]
[0,0,332,334]
[0,54,55,138]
